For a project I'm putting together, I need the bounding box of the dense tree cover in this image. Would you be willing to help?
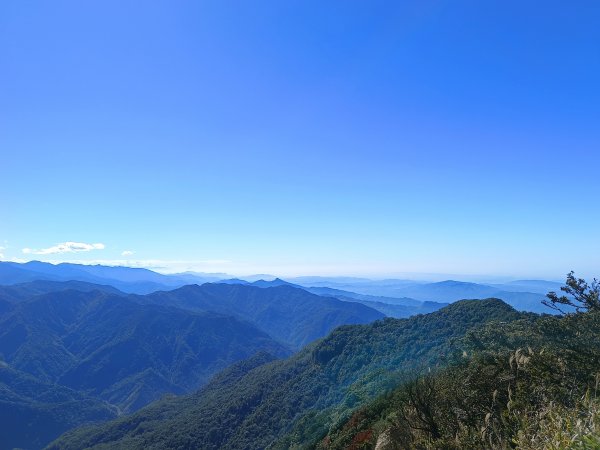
[0,280,390,449]
[0,363,117,450]
[0,280,123,302]
[319,278,600,449]
[143,283,385,349]
[0,286,292,449]
[0,289,288,410]
[48,299,526,449]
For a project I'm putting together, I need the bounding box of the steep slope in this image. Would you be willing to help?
[220,279,441,319]
[144,283,385,349]
[0,364,117,450]
[0,290,289,412]
[320,310,600,449]
[48,299,526,450]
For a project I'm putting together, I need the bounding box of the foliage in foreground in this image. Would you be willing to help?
[319,301,600,449]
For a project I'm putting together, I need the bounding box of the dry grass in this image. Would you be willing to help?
[515,395,600,450]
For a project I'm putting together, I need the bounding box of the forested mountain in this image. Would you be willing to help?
[320,309,600,448]
[48,299,525,449]
[0,289,288,410]
[0,279,390,449]
[142,283,385,348]
[0,286,294,449]
[0,280,124,302]
[216,278,444,319]
[0,364,117,450]
[0,267,584,450]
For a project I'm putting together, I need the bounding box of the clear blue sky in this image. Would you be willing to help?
[1,1,599,278]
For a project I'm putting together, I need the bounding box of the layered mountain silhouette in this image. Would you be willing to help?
[0,279,388,449]
[142,283,385,349]
[0,262,559,313]
[304,286,448,317]
[48,299,525,449]
[217,278,449,318]
[0,262,565,449]
[0,261,218,294]
[292,278,556,313]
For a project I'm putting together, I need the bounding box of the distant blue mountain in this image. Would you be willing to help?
[208,276,546,317]
[144,283,384,349]
[490,279,564,294]
[216,278,299,288]
[304,286,447,318]
[251,278,300,288]
[0,261,226,294]
[304,286,423,307]
[217,278,252,285]
[0,279,124,302]
[213,278,445,318]
[295,278,556,314]
[0,262,558,313]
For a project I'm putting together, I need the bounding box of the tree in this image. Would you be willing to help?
[543,271,600,314]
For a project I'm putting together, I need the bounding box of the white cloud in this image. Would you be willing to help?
[22,242,106,255]
[121,250,134,256]
[0,246,4,259]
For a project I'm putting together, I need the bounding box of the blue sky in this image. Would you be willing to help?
[1,0,599,278]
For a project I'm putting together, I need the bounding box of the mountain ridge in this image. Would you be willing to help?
[48,299,526,450]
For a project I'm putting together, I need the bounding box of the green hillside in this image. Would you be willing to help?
[48,299,525,449]
[319,309,600,449]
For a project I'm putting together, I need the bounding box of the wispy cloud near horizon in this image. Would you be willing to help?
[22,242,106,255]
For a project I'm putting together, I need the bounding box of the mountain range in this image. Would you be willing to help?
[47,299,527,449]
[0,261,569,449]
[141,283,384,349]
[0,278,386,449]
[0,261,559,313]
[0,261,217,294]
[0,286,289,409]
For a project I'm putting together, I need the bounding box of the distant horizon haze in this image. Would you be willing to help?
[0,258,574,283]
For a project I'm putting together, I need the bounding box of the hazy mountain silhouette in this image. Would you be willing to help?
[0,261,222,294]
[0,262,557,312]
[143,283,385,349]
